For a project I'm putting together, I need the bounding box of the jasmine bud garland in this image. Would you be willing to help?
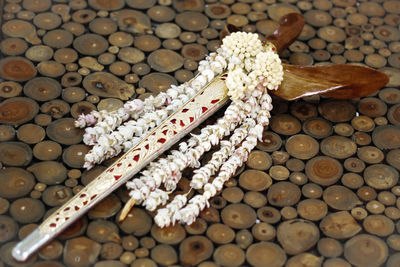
[76,31,283,227]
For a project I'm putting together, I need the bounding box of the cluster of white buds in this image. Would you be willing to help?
[252,50,284,90]
[218,32,283,101]
[225,67,250,101]
[218,32,262,67]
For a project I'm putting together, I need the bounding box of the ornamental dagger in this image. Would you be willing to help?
[13,13,388,261]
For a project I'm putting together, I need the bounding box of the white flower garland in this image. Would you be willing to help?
[76,31,284,226]
[126,32,282,226]
[190,117,256,190]
[79,53,227,169]
[176,123,264,226]
[154,118,256,227]
[125,97,253,207]
[153,93,273,226]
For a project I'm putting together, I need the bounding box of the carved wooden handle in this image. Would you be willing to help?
[266,13,305,53]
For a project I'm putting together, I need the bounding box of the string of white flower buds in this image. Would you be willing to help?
[125,97,252,208]
[80,55,227,169]
[177,97,252,165]
[170,91,275,226]
[153,63,277,226]
[81,86,195,169]
[82,103,173,169]
[153,118,255,227]
[77,52,226,143]
[75,100,142,135]
[190,117,255,189]
[257,92,273,126]
[79,85,194,145]
[153,93,273,227]
[176,123,264,226]
[144,94,266,214]
[126,93,264,215]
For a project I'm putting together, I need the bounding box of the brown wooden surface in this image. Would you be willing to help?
[0,1,399,266]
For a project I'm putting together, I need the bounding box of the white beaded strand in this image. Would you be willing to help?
[190,117,255,189]
[77,52,226,143]
[174,122,264,226]
[80,55,227,168]
[151,89,272,226]
[125,98,252,206]
[154,194,188,228]
[152,118,254,227]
